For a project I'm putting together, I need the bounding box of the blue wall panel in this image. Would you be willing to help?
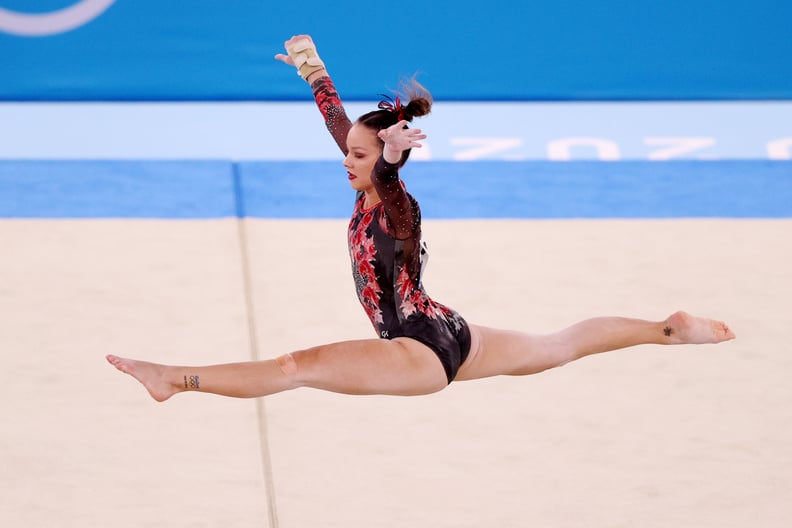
[238,161,792,219]
[0,160,236,218]
[2,160,790,219]
[1,0,791,101]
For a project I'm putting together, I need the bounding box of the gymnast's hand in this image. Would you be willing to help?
[274,34,309,67]
[378,121,427,164]
[274,34,326,82]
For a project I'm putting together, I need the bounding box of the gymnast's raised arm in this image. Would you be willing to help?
[274,34,352,155]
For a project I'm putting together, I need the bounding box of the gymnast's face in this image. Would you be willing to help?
[343,124,381,193]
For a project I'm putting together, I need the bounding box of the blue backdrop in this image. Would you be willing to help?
[2,0,791,101]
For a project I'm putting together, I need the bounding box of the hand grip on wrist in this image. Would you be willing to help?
[286,38,325,81]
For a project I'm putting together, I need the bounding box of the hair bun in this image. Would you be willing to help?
[403,98,431,121]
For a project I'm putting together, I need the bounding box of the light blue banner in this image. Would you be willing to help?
[1,0,791,101]
[2,102,790,161]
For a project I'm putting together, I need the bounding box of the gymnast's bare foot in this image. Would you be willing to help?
[663,311,736,344]
[106,355,177,402]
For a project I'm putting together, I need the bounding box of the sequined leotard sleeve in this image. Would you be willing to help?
[310,76,352,155]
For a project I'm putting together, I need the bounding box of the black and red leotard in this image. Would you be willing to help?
[311,76,471,383]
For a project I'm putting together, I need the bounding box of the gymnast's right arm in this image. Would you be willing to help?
[274,34,352,155]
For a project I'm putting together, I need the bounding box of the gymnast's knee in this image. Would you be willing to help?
[276,347,326,388]
[276,352,298,377]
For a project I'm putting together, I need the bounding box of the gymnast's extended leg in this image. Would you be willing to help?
[456,310,735,381]
[106,336,448,402]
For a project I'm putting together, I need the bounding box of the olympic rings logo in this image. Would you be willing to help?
[0,0,116,36]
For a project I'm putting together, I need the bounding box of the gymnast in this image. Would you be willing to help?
[106,35,735,401]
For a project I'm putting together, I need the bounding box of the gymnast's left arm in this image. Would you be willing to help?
[372,121,427,239]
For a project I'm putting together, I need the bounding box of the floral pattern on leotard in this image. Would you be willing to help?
[348,207,384,325]
[395,265,462,331]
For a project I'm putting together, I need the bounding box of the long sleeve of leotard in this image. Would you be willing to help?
[372,156,419,241]
[310,76,352,155]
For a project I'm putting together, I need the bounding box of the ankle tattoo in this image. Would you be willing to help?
[663,326,673,337]
[184,375,200,390]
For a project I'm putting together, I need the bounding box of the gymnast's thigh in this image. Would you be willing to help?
[455,323,559,381]
[291,337,448,396]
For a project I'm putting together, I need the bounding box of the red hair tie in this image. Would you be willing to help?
[378,95,405,121]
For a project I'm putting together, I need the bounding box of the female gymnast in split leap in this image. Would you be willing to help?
[106,35,735,401]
